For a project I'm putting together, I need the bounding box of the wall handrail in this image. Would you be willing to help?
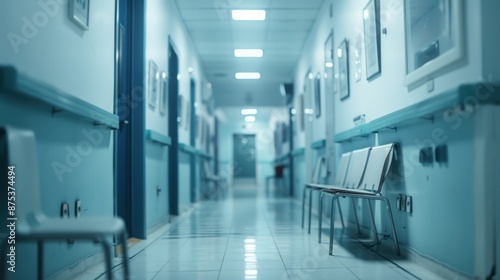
[0,66,119,130]
[335,84,500,143]
[146,129,171,146]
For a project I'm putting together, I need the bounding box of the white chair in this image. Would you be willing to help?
[202,159,227,197]
[323,143,400,256]
[302,156,336,234]
[0,126,129,280]
[316,149,370,243]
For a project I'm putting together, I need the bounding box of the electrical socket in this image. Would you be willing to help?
[75,200,82,218]
[400,195,406,212]
[61,202,70,219]
[406,196,412,213]
[396,195,402,211]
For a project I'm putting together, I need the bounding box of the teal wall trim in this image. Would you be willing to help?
[196,149,212,160]
[0,66,119,129]
[335,84,500,142]
[311,139,326,150]
[291,147,305,157]
[178,143,197,154]
[146,129,172,146]
[273,153,290,164]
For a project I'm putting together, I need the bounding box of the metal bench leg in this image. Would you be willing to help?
[307,189,313,234]
[382,197,400,255]
[38,241,43,280]
[302,187,307,228]
[96,238,113,280]
[318,192,325,243]
[351,197,361,234]
[337,199,345,228]
[367,200,379,244]
[329,195,338,255]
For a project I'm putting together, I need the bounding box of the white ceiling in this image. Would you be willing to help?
[175,0,325,108]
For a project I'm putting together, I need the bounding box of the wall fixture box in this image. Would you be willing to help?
[401,195,406,212]
[406,196,412,213]
[435,144,448,164]
[61,203,70,219]
[396,195,402,211]
[419,147,434,165]
[75,200,82,218]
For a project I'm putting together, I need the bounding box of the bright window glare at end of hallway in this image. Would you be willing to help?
[234,49,264,57]
[245,116,256,122]
[232,10,266,21]
[235,72,261,79]
[241,109,257,115]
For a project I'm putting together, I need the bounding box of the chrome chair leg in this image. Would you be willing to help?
[382,197,400,255]
[367,200,380,244]
[337,199,345,228]
[329,195,338,255]
[302,187,307,228]
[307,189,313,234]
[351,197,361,234]
[318,191,324,243]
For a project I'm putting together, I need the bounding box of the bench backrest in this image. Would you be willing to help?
[310,156,326,184]
[358,143,396,193]
[333,152,351,186]
[343,147,371,189]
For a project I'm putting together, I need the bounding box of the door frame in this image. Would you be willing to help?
[168,38,180,216]
[114,0,146,239]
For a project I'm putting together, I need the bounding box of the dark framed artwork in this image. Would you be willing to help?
[338,39,350,101]
[324,30,334,94]
[363,0,381,80]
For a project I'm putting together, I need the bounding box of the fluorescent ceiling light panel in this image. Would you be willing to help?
[235,72,261,79]
[241,109,258,115]
[245,116,256,122]
[234,49,263,57]
[232,10,266,21]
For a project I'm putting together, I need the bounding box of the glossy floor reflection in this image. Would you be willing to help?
[82,183,444,280]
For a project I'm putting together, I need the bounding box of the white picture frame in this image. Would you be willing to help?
[159,72,168,115]
[69,0,90,30]
[148,60,159,109]
[404,0,465,86]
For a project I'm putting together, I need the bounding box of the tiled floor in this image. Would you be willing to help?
[77,184,444,280]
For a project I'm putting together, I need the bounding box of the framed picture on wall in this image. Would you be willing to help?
[69,0,90,30]
[184,98,190,131]
[148,60,159,109]
[159,72,168,115]
[354,33,363,82]
[324,30,334,94]
[314,73,321,118]
[363,0,381,80]
[338,39,350,101]
[298,94,305,131]
[404,0,465,86]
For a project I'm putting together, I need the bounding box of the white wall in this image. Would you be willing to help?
[292,0,500,277]
[0,0,116,278]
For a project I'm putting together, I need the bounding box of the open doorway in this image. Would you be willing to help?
[168,40,180,215]
[233,134,256,184]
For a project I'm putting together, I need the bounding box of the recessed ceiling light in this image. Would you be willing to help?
[245,116,256,122]
[234,49,263,57]
[241,109,258,115]
[235,72,261,79]
[232,10,266,21]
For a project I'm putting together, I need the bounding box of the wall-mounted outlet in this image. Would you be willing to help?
[75,200,82,218]
[61,202,70,219]
[406,196,412,213]
[396,195,403,211]
[435,144,448,164]
[400,195,406,212]
[419,147,434,165]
